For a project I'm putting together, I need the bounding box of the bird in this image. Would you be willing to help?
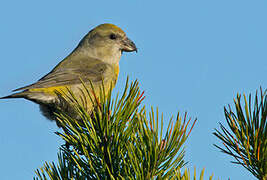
[1,23,137,127]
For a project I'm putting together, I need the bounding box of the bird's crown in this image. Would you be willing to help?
[90,23,125,36]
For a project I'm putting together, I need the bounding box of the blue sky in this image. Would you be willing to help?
[0,0,266,179]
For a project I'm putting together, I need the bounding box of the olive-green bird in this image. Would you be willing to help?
[1,23,137,125]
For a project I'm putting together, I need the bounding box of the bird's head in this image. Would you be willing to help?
[77,23,137,64]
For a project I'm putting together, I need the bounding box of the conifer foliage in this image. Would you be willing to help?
[34,79,201,179]
[33,79,266,179]
[214,88,267,180]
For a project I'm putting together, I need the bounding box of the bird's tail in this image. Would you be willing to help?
[0,92,28,99]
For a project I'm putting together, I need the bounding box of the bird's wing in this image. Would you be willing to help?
[13,57,115,91]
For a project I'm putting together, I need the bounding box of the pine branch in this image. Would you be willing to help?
[214,88,267,180]
[34,78,214,179]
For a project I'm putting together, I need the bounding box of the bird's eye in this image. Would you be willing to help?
[109,33,117,40]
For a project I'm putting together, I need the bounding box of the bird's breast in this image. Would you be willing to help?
[114,64,120,79]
